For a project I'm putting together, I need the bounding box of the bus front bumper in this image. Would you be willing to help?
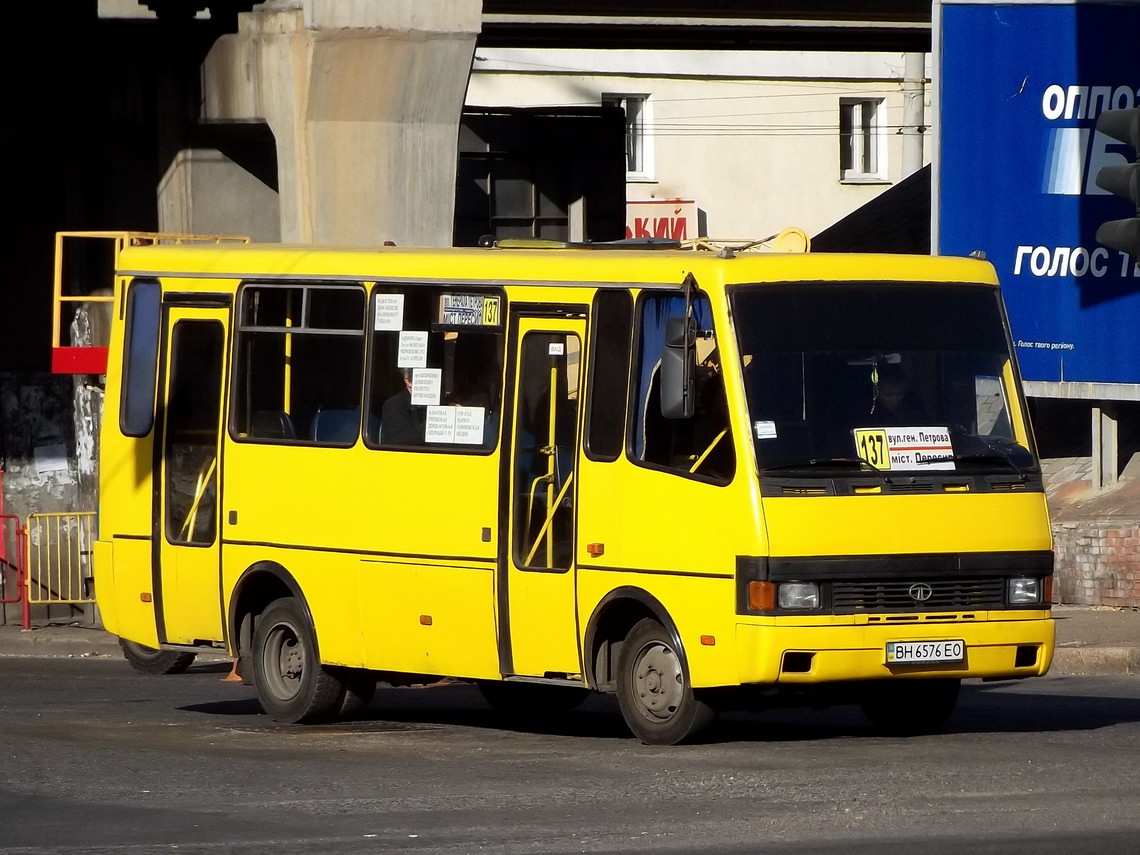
[733,613,1055,685]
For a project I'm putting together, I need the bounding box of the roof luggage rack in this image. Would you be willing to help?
[483,227,810,255]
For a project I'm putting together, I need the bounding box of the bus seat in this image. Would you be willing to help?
[250,410,297,440]
[312,408,359,443]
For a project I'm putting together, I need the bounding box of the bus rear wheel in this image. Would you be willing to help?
[252,597,346,724]
[119,639,196,675]
[336,669,377,720]
[616,618,715,745]
[860,678,961,734]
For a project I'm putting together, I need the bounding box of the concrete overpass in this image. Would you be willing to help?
[5,0,933,372]
[154,1,932,248]
[142,2,932,50]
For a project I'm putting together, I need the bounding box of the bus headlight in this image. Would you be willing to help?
[778,582,820,610]
[1008,576,1042,605]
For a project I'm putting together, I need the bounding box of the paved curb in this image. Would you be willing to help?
[0,627,228,660]
[1051,645,1140,676]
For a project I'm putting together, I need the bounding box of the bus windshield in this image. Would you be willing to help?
[730,281,1037,475]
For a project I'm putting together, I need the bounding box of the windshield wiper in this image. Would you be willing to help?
[915,449,1026,477]
[763,456,891,484]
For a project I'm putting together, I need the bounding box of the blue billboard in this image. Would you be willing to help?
[935,0,1140,384]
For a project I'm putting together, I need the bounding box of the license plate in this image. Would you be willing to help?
[886,639,965,665]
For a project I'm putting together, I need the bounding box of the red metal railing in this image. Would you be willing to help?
[0,513,29,628]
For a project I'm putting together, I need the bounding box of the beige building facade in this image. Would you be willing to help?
[466,48,930,243]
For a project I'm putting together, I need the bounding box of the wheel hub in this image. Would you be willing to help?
[634,641,683,720]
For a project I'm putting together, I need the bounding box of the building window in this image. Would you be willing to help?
[603,94,652,180]
[839,98,885,181]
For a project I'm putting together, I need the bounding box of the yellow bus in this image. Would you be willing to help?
[89,234,1054,744]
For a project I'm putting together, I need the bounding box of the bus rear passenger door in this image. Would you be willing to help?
[155,302,229,647]
[502,314,586,678]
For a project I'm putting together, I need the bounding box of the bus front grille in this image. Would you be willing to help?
[832,577,1006,612]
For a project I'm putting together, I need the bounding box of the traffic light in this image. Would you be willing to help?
[1094,107,1140,260]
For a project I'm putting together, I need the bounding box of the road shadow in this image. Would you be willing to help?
[178,677,1140,744]
[703,679,1140,744]
[183,660,232,675]
[182,681,631,739]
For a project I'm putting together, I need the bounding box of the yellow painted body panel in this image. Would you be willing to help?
[764,493,1053,557]
[221,442,502,677]
[577,568,742,687]
[101,537,161,648]
[91,540,119,636]
[88,239,1053,698]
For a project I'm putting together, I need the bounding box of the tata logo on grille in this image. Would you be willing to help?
[908,583,934,602]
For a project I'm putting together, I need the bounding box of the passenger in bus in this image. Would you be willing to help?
[379,367,426,446]
[871,364,928,425]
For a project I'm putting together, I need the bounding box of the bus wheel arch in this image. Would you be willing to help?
[583,587,678,692]
[584,588,714,745]
[228,562,308,669]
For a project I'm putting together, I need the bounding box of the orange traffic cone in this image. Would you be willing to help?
[222,657,242,683]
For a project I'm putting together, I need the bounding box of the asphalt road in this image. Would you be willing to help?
[2,657,1140,854]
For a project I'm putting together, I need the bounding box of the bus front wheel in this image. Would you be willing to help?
[616,618,715,745]
[119,639,196,675]
[252,597,346,724]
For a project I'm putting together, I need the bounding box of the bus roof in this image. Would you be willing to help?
[114,242,1001,290]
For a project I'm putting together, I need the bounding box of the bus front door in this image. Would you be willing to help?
[154,304,228,646]
[502,315,586,678]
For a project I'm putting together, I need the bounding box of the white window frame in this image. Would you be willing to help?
[603,93,654,182]
[839,98,887,182]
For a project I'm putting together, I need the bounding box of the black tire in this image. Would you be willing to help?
[119,639,197,675]
[615,618,715,745]
[252,597,346,724]
[860,678,961,735]
[477,679,590,716]
[338,669,377,720]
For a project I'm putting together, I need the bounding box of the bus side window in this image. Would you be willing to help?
[585,289,633,461]
[365,285,504,451]
[121,279,162,438]
[631,292,735,483]
[231,283,366,445]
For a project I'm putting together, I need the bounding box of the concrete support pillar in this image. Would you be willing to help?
[159,149,282,242]
[199,0,482,246]
[901,52,926,178]
[1092,406,1119,491]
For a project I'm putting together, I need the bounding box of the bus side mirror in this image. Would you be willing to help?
[660,316,695,419]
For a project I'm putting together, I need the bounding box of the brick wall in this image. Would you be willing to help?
[1052,520,1140,607]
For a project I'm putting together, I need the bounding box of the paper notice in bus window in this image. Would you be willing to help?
[454,406,486,444]
[374,294,404,331]
[425,406,456,443]
[398,331,428,367]
[852,426,955,470]
[438,293,501,327]
[411,368,441,405]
